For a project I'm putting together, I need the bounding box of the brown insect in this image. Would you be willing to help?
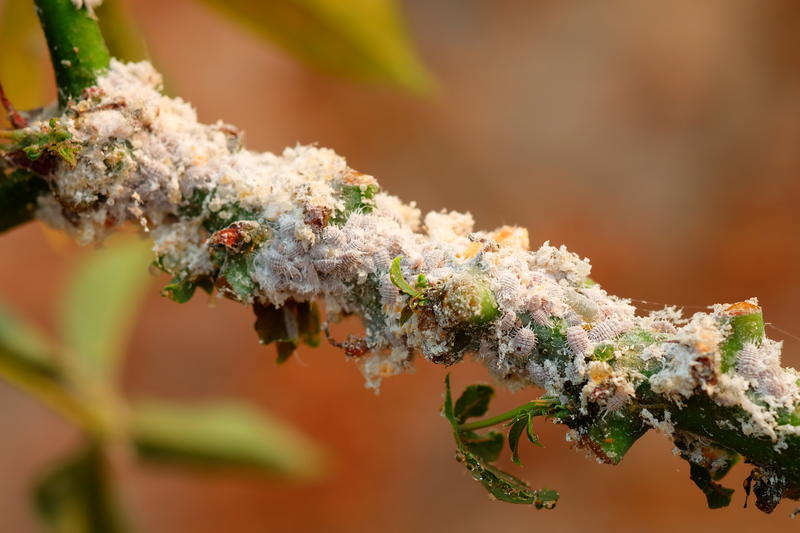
[207,220,265,252]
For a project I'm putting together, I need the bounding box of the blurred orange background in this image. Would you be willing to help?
[2,0,800,531]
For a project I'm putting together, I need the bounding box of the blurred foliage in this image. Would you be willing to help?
[0,236,325,533]
[0,0,47,112]
[34,443,129,533]
[95,0,147,63]
[196,0,433,93]
[0,0,433,112]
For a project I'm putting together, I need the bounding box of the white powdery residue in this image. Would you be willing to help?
[649,343,709,403]
[640,409,674,437]
[71,0,103,16]
[528,241,591,284]
[373,193,421,231]
[424,210,474,244]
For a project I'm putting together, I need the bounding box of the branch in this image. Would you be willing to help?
[4,0,800,515]
[34,0,110,107]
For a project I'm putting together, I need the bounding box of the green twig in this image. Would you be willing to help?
[34,0,110,107]
[458,400,556,432]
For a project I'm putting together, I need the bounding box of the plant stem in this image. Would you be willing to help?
[33,0,110,107]
[459,400,554,431]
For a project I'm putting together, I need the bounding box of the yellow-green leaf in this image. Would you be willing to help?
[130,400,326,480]
[0,301,59,379]
[196,0,434,93]
[59,237,152,387]
[0,0,48,112]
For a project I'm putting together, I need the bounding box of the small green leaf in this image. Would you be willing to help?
[442,374,457,426]
[399,305,413,326]
[533,488,560,510]
[197,0,434,93]
[389,257,420,298]
[332,184,378,224]
[161,276,197,303]
[130,400,326,479]
[454,384,494,423]
[593,343,615,362]
[59,237,152,387]
[689,463,734,509]
[0,301,59,379]
[442,377,559,508]
[463,430,503,463]
[508,416,527,465]
[218,253,257,301]
[33,442,128,533]
[526,414,542,447]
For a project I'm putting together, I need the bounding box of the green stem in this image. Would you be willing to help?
[34,0,110,107]
[459,400,554,432]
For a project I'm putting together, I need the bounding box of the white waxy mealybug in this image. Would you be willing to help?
[277,215,296,237]
[312,257,339,274]
[497,271,519,296]
[322,225,347,248]
[280,240,303,260]
[565,311,583,326]
[755,367,795,399]
[736,343,762,380]
[603,387,630,413]
[651,320,677,335]
[530,309,551,328]
[564,289,600,322]
[373,248,392,271]
[528,361,549,386]
[588,319,629,343]
[511,327,537,356]
[379,275,399,305]
[499,311,519,331]
[335,250,362,274]
[566,325,590,356]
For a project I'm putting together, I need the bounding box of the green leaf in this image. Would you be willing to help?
[130,399,326,479]
[442,377,559,508]
[459,450,558,508]
[526,414,542,447]
[389,256,420,298]
[33,442,128,533]
[399,305,413,326]
[161,276,197,304]
[442,374,457,426]
[59,237,152,387]
[508,416,527,465]
[332,184,379,224]
[454,384,494,424]
[689,463,735,509]
[463,431,503,463]
[218,253,257,301]
[0,301,59,379]
[196,0,434,93]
